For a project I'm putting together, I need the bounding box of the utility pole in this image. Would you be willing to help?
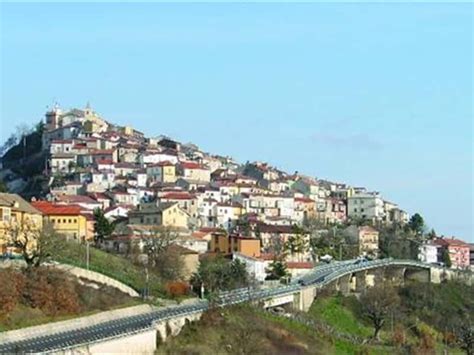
[144,266,149,299]
[86,241,90,270]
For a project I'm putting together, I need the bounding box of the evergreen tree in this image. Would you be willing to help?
[93,208,113,243]
[266,258,289,281]
[408,213,425,235]
[441,248,452,268]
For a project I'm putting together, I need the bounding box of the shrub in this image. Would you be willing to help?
[0,269,26,317]
[392,324,406,347]
[166,281,189,298]
[23,267,80,316]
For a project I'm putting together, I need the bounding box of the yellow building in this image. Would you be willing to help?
[129,202,189,229]
[31,201,89,241]
[210,233,261,258]
[344,225,379,257]
[0,193,43,254]
[146,161,176,183]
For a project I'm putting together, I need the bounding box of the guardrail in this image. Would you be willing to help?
[0,259,442,353]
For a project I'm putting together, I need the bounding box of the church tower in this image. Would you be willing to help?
[45,103,62,131]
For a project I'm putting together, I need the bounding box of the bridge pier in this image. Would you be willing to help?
[154,312,203,344]
[293,287,317,312]
[404,268,431,283]
[337,274,352,295]
[355,271,367,293]
[384,266,406,286]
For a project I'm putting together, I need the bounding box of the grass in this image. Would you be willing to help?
[308,294,373,338]
[157,304,332,355]
[54,242,167,298]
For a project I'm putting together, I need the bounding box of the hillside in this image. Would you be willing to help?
[157,281,473,355]
[0,266,140,331]
[53,241,167,299]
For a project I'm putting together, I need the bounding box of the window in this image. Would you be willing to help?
[354,208,358,212]
[73,219,77,223]
[1,208,11,223]
[63,219,67,223]
[68,219,72,223]
[58,219,61,224]
[361,208,365,212]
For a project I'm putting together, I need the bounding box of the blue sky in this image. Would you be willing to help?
[1,3,472,241]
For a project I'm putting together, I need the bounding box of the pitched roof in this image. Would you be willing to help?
[31,201,82,215]
[56,195,100,205]
[258,224,296,234]
[434,237,469,247]
[181,162,207,170]
[295,197,315,203]
[0,193,42,215]
[147,160,175,168]
[161,192,196,200]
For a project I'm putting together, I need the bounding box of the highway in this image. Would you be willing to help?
[0,259,433,353]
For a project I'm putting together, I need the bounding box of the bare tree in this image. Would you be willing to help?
[5,220,64,268]
[360,284,400,341]
[140,227,184,281]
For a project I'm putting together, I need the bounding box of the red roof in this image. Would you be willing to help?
[97,159,114,164]
[258,224,296,234]
[181,162,206,170]
[434,237,469,247]
[295,197,315,203]
[56,195,99,205]
[31,201,82,215]
[148,160,175,167]
[89,192,109,200]
[162,192,195,200]
[91,149,115,155]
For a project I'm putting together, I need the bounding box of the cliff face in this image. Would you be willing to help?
[1,129,48,198]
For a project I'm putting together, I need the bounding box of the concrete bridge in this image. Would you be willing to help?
[0,259,471,353]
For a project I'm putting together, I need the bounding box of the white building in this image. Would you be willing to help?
[347,192,385,221]
[179,162,211,183]
[233,252,268,283]
[418,243,440,264]
[140,151,178,165]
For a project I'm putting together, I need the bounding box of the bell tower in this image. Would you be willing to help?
[45,103,62,131]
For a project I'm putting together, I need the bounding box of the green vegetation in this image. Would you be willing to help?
[158,281,473,354]
[157,304,332,355]
[53,241,166,298]
[309,295,372,338]
[190,256,249,298]
[93,208,114,243]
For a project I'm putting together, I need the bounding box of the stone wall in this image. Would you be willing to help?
[54,264,140,297]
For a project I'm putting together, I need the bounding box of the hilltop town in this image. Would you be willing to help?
[0,103,472,279]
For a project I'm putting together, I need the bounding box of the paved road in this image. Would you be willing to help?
[0,259,432,352]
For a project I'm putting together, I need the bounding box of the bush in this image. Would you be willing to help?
[0,269,26,317]
[21,268,81,316]
[166,281,189,298]
[392,324,406,347]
